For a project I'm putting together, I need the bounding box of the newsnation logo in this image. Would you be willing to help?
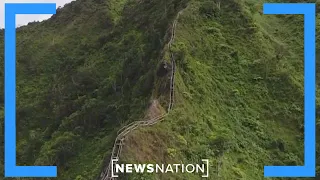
[111,159,209,178]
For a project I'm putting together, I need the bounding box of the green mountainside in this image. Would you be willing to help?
[0,0,320,179]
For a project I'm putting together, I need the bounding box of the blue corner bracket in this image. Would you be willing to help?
[4,3,57,177]
[263,3,316,178]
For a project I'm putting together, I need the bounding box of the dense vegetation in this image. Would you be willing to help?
[0,0,187,179]
[0,0,320,179]
[121,0,320,180]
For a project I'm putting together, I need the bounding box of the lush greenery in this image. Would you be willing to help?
[0,0,320,179]
[0,0,187,179]
[120,0,320,180]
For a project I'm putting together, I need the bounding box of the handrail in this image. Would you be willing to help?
[99,8,185,180]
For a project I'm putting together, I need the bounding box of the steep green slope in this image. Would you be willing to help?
[120,0,320,180]
[0,0,320,179]
[0,0,188,179]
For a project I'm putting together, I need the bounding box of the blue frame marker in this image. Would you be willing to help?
[263,3,316,178]
[4,3,57,177]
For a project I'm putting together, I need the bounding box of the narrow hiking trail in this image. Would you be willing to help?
[98,9,185,180]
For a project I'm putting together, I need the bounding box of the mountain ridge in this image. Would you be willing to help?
[0,0,320,179]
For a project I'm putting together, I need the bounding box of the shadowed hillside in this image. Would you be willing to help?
[0,0,188,179]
